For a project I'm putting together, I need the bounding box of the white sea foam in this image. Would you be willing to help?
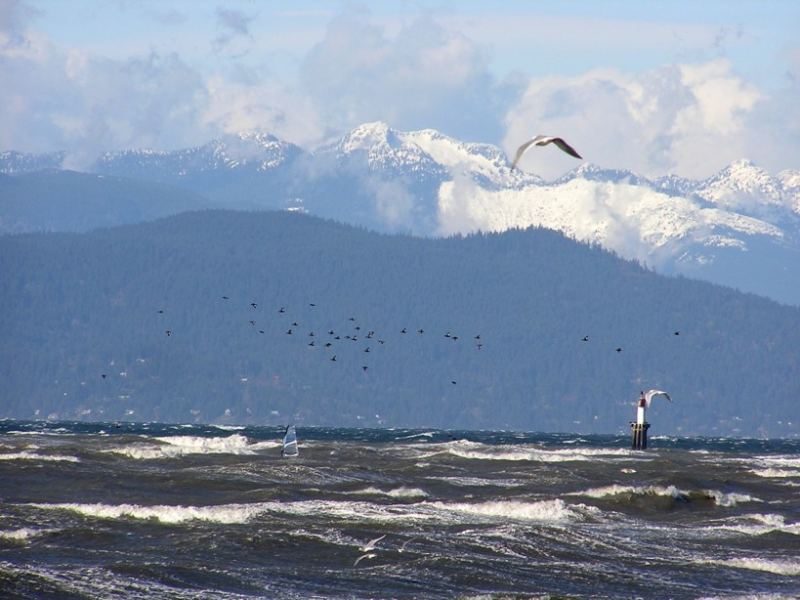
[427,498,591,523]
[706,490,762,507]
[750,468,800,478]
[706,514,800,537]
[342,486,429,499]
[704,557,800,576]
[738,455,800,470]
[431,440,640,463]
[27,502,269,524]
[0,451,79,462]
[0,528,55,541]
[425,475,525,488]
[27,499,438,525]
[105,434,279,459]
[567,485,760,506]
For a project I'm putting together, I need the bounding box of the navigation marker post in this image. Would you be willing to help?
[630,389,672,450]
[631,391,651,449]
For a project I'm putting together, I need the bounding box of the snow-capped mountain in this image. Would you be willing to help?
[93,132,303,180]
[2,122,798,304]
[319,121,541,189]
[309,123,800,304]
[0,150,65,174]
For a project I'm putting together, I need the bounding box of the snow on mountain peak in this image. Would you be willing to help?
[330,122,542,188]
[695,158,791,218]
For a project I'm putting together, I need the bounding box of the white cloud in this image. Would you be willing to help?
[299,10,518,144]
[203,73,323,147]
[502,58,800,180]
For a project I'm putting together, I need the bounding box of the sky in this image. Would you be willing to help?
[1,0,799,178]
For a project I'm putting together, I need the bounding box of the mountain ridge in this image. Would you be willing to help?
[3,123,799,304]
[2,209,798,436]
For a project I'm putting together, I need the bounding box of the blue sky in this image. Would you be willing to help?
[2,1,798,177]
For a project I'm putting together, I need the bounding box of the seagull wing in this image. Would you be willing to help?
[551,137,583,159]
[361,534,386,551]
[510,138,540,170]
[511,135,582,170]
[353,553,376,567]
[644,389,672,407]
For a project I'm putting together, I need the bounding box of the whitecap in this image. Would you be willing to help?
[26,502,269,524]
[705,514,800,537]
[104,434,280,459]
[428,439,641,463]
[0,451,79,463]
[0,528,56,541]
[424,475,525,488]
[750,468,800,479]
[704,557,800,576]
[426,498,593,523]
[340,486,429,499]
[567,484,760,506]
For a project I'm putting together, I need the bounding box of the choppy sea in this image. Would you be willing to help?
[1,420,799,599]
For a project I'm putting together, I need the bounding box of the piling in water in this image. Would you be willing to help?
[630,422,650,449]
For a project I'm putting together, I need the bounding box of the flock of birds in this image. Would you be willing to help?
[95,135,681,410]
[145,297,488,386]
[352,533,417,568]
[133,293,683,391]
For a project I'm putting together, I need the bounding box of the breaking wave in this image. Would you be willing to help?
[104,434,280,459]
[341,486,429,499]
[0,528,56,541]
[430,440,640,463]
[0,451,79,462]
[26,501,269,524]
[750,468,800,479]
[426,498,594,523]
[567,485,760,506]
[705,514,800,537]
[703,557,800,576]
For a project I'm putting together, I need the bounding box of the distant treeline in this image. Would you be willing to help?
[1,210,798,436]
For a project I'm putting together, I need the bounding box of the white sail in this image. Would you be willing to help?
[281,424,298,457]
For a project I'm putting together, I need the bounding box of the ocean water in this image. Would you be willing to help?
[1,421,799,599]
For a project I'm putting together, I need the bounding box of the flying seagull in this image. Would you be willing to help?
[360,534,386,552]
[353,553,376,567]
[511,135,582,170]
[644,389,672,407]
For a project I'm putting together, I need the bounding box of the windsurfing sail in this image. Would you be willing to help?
[281,424,298,457]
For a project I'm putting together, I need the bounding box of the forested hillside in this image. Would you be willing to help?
[0,170,210,234]
[2,210,798,436]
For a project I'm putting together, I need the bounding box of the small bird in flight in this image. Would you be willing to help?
[165,330,172,336]
[511,135,582,170]
[353,553,376,567]
[250,302,257,309]
[360,534,386,552]
[582,336,589,342]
